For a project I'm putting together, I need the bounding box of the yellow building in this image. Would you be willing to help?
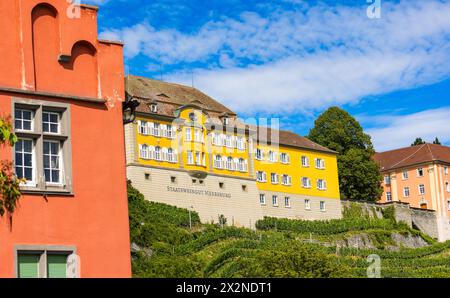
[125,75,341,227]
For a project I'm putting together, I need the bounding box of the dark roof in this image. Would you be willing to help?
[126,75,236,116]
[251,126,337,154]
[373,143,450,171]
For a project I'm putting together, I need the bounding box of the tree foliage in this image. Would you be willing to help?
[307,107,382,201]
[411,137,426,146]
[433,137,441,145]
[0,117,22,217]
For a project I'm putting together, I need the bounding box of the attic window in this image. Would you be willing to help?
[189,112,197,122]
[150,103,158,113]
[223,117,229,125]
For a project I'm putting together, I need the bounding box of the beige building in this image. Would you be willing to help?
[124,75,342,228]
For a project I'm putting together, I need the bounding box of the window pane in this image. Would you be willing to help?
[44,169,51,182]
[50,124,58,133]
[15,119,22,130]
[52,170,60,183]
[24,153,32,167]
[44,142,50,154]
[24,168,32,180]
[22,110,32,120]
[44,155,50,168]
[51,143,58,155]
[49,114,58,123]
[18,254,40,278]
[23,140,32,152]
[47,254,67,278]
[15,153,23,166]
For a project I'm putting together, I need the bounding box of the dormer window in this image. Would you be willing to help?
[223,117,229,125]
[189,112,197,122]
[150,103,158,113]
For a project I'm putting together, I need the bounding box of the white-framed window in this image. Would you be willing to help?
[214,155,222,169]
[301,177,311,188]
[223,117,229,126]
[187,151,194,165]
[419,184,425,195]
[384,175,391,185]
[446,181,450,193]
[272,195,278,207]
[284,197,290,208]
[14,109,33,131]
[150,103,158,113]
[386,191,392,202]
[194,129,203,143]
[402,171,409,180]
[196,152,203,166]
[301,156,309,167]
[225,135,233,148]
[255,148,264,160]
[317,179,327,190]
[139,144,149,159]
[152,122,160,137]
[236,136,246,150]
[281,174,292,186]
[280,153,290,164]
[268,150,277,162]
[237,158,247,172]
[226,156,234,170]
[185,127,192,141]
[42,112,60,134]
[445,166,448,175]
[154,146,162,161]
[166,124,175,139]
[315,158,325,169]
[138,121,148,135]
[43,140,61,184]
[15,138,35,184]
[417,168,424,177]
[259,194,266,205]
[305,199,311,210]
[447,200,450,211]
[167,148,177,163]
[403,187,410,198]
[320,201,326,212]
[256,171,267,183]
[270,173,278,184]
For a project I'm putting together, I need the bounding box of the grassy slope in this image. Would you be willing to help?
[128,184,450,278]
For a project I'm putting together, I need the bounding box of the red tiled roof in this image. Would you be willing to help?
[373,143,450,171]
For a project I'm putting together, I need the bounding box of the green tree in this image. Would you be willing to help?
[411,137,426,146]
[433,137,441,145]
[308,107,382,201]
[0,117,22,216]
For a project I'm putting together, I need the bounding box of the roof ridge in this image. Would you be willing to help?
[426,143,436,160]
[389,144,426,169]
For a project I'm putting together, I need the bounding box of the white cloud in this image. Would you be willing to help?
[100,0,450,114]
[365,108,450,152]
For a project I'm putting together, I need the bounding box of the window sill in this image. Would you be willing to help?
[19,189,74,196]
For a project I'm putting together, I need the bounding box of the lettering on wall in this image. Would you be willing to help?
[167,186,232,199]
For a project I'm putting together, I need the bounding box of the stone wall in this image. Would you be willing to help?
[411,208,439,239]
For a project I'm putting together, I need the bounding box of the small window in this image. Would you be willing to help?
[446,182,450,193]
[255,148,264,160]
[144,173,150,180]
[270,173,278,184]
[15,109,33,131]
[301,156,309,167]
[185,128,192,142]
[272,195,278,207]
[384,175,391,185]
[445,166,448,175]
[259,194,266,205]
[170,176,177,183]
[419,184,425,195]
[447,200,450,211]
[187,151,194,165]
[315,158,325,169]
[305,199,311,210]
[219,182,224,189]
[192,179,197,184]
[242,185,247,192]
[223,117,229,125]
[189,112,196,121]
[150,104,158,113]
[417,168,424,177]
[284,197,290,208]
[403,187,410,198]
[17,250,73,278]
[320,201,326,212]
[42,111,60,134]
[301,177,311,188]
[386,192,392,202]
[43,141,61,184]
[402,171,409,180]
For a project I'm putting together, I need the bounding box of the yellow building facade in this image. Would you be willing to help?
[125,75,342,227]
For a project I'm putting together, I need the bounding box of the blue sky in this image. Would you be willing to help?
[85,0,450,151]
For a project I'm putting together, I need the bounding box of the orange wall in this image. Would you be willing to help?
[0,0,131,277]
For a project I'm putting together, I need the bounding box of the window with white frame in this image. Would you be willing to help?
[317,179,327,190]
[320,201,326,212]
[138,121,148,135]
[386,191,392,202]
[419,184,425,195]
[384,175,391,185]
[167,148,176,163]
[315,158,325,169]
[196,152,203,166]
[152,122,160,137]
[225,135,233,148]
[281,174,292,186]
[417,168,424,177]
[272,195,278,206]
[187,151,194,165]
[166,124,175,139]
[259,194,266,205]
[448,200,450,211]
[270,173,278,184]
[236,136,245,150]
[154,146,162,161]
[301,177,311,188]
[402,171,409,180]
[284,197,290,208]
[256,171,267,182]
[226,156,233,170]
[214,155,222,169]
[445,166,448,175]
[13,101,72,193]
[42,112,60,134]
[194,129,203,143]
[403,187,410,197]
[268,150,277,162]
[280,153,290,164]
[301,156,309,167]
[185,127,192,141]
[238,158,247,172]
[255,148,264,160]
[305,199,311,210]
[446,181,450,193]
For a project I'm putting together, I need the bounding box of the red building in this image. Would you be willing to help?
[0,0,131,277]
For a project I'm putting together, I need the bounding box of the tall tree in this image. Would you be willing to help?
[0,117,22,217]
[433,137,441,145]
[308,107,382,202]
[411,137,426,146]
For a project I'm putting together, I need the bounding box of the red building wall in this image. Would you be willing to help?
[0,0,131,277]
